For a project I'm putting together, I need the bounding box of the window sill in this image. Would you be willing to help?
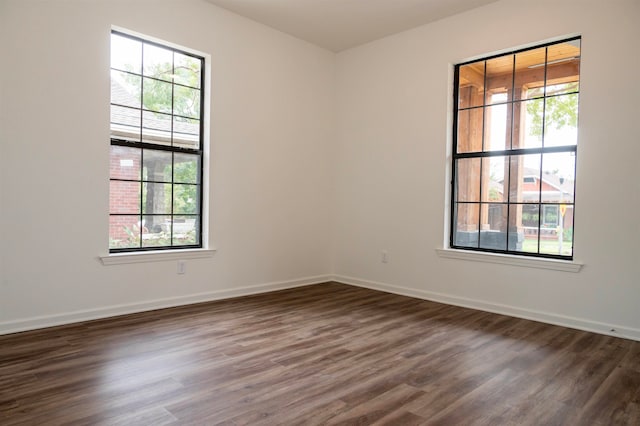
[100,248,216,265]
[435,248,582,272]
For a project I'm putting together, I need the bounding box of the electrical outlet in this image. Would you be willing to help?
[177,260,186,274]
[381,250,389,263]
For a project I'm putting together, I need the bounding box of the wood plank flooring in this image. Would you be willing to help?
[1,282,639,425]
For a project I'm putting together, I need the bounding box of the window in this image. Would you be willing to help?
[451,37,580,259]
[109,31,205,252]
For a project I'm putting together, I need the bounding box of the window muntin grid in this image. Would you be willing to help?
[451,37,580,259]
[109,31,205,252]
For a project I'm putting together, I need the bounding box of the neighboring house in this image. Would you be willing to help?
[495,167,574,239]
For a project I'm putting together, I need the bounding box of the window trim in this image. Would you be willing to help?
[435,248,582,272]
[449,36,580,261]
[100,248,216,266]
[108,28,209,254]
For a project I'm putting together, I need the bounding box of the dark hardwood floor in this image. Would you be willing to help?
[1,282,639,425]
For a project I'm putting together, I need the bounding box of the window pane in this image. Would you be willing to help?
[143,150,172,182]
[509,154,541,203]
[142,110,172,146]
[512,99,543,149]
[543,93,579,147]
[173,117,200,149]
[514,47,546,101]
[521,204,540,228]
[109,181,140,214]
[110,146,140,180]
[111,34,142,74]
[142,215,171,247]
[174,153,200,184]
[174,53,201,88]
[485,55,513,105]
[173,184,199,214]
[143,44,173,82]
[484,103,511,151]
[539,218,573,257]
[111,70,140,108]
[142,183,172,214]
[173,85,200,119]
[541,152,575,203]
[111,105,141,142]
[455,158,481,202]
[482,156,508,202]
[453,203,479,248]
[458,61,485,109]
[143,77,172,114]
[545,40,580,95]
[172,216,199,246]
[541,204,559,227]
[547,81,579,97]
[561,205,574,246]
[457,108,483,153]
[479,203,507,250]
[508,204,539,253]
[109,215,141,249]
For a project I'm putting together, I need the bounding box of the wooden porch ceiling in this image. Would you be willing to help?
[459,39,580,91]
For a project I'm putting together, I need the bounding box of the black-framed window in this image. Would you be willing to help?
[451,37,580,260]
[109,30,205,252]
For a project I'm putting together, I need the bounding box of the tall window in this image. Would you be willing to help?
[451,37,580,259]
[109,31,205,252]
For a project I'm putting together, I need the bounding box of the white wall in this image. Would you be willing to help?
[0,0,335,331]
[2,0,639,339]
[333,0,640,338]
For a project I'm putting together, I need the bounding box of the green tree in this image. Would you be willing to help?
[120,57,200,118]
[139,59,200,118]
[172,160,198,215]
[526,83,578,137]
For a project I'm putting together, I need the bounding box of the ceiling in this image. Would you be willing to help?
[205,0,500,52]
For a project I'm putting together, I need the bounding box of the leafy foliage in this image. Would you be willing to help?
[143,76,200,118]
[526,83,579,137]
[120,52,201,118]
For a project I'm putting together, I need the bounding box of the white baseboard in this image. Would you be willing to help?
[332,275,640,342]
[4,274,639,342]
[0,275,333,336]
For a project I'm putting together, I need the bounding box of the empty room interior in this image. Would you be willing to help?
[1,0,639,424]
